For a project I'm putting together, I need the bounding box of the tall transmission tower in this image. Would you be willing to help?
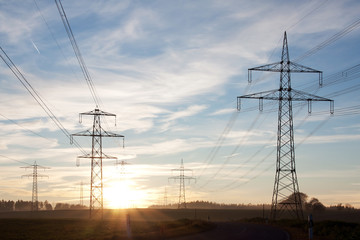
[21,161,50,211]
[169,159,196,209]
[71,108,124,219]
[237,32,334,220]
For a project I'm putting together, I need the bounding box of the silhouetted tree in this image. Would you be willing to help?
[15,200,32,211]
[306,197,326,213]
[280,192,308,207]
[44,200,53,210]
[0,200,14,211]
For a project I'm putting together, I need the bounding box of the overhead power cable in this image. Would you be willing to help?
[294,17,360,62]
[55,0,101,108]
[197,110,239,178]
[0,113,56,144]
[0,154,31,166]
[0,47,86,156]
[198,112,262,189]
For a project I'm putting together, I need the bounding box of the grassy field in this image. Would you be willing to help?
[0,208,359,239]
[0,218,215,240]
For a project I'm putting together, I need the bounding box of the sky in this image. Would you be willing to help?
[0,0,359,209]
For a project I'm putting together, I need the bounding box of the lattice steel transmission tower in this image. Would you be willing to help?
[169,159,196,209]
[71,108,124,218]
[21,161,49,211]
[237,32,334,220]
[80,181,84,206]
[115,160,130,176]
[163,187,168,207]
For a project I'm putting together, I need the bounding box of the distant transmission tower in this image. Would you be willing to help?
[71,108,124,219]
[115,160,130,176]
[163,187,168,207]
[21,161,50,211]
[80,181,84,206]
[169,159,196,209]
[237,32,334,220]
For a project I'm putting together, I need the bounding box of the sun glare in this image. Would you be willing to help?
[104,179,146,209]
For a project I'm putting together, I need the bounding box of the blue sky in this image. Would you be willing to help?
[0,0,359,208]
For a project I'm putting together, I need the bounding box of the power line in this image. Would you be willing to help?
[0,113,57,144]
[33,0,84,87]
[0,47,87,156]
[197,110,238,178]
[55,0,101,108]
[294,17,360,63]
[0,154,31,166]
[198,112,261,189]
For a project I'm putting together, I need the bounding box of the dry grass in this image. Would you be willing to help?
[0,218,215,240]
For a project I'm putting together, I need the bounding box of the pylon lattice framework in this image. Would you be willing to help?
[71,108,124,219]
[21,161,49,211]
[237,32,334,220]
[169,159,196,209]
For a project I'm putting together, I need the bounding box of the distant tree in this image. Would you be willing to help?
[55,203,70,210]
[0,200,14,211]
[15,200,32,211]
[54,202,86,210]
[336,203,344,210]
[280,192,308,206]
[306,198,326,213]
[344,203,355,210]
[70,204,87,209]
[44,200,53,210]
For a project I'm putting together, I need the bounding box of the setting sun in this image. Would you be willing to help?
[104,178,147,209]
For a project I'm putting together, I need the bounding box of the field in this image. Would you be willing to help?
[0,208,359,240]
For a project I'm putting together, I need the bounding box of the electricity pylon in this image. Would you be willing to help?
[237,32,334,220]
[71,108,124,219]
[79,181,84,206]
[163,187,168,207]
[115,160,130,176]
[21,161,50,211]
[169,159,196,209]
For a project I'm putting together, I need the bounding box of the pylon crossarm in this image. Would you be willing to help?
[249,62,321,74]
[239,89,280,100]
[102,153,117,159]
[101,128,125,138]
[237,89,280,111]
[36,174,49,178]
[290,89,332,101]
[288,61,321,73]
[77,153,92,159]
[249,62,282,72]
[80,108,116,117]
[72,129,92,137]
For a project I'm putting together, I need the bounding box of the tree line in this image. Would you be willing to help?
[0,200,87,211]
[150,193,356,212]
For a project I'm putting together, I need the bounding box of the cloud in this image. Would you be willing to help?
[210,108,236,116]
[165,105,207,121]
[297,134,360,144]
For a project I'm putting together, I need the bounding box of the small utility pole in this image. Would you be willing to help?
[169,159,196,209]
[21,161,50,211]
